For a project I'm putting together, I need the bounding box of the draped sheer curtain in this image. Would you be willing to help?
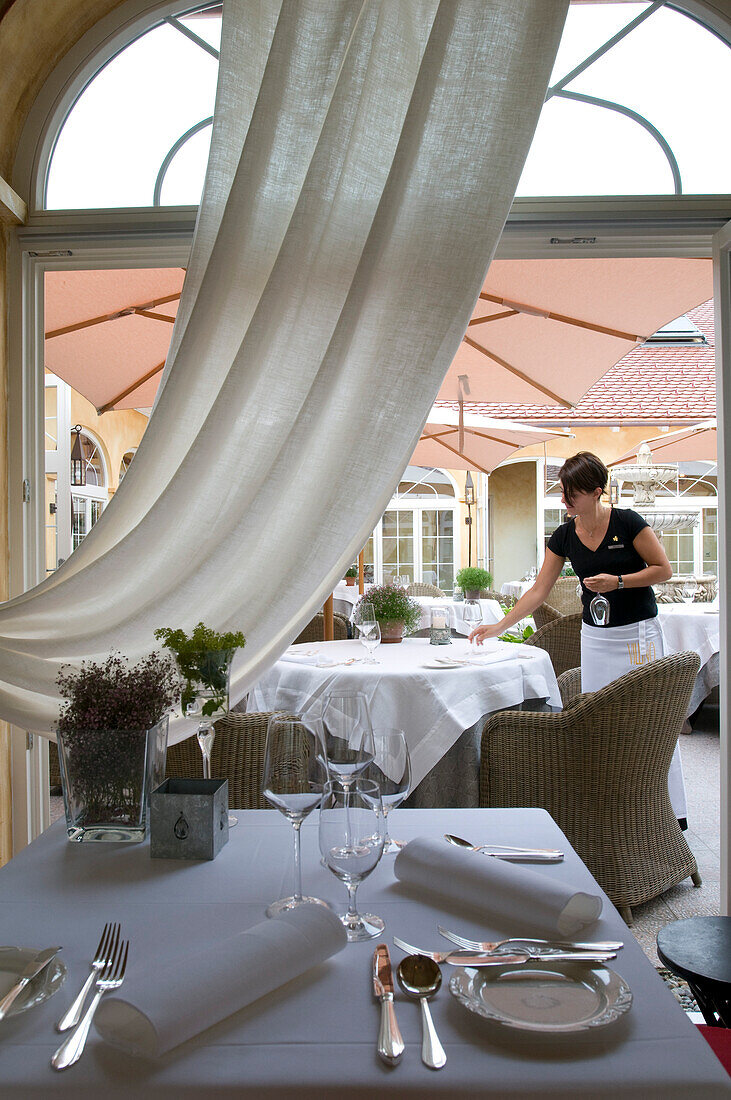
[3,0,567,736]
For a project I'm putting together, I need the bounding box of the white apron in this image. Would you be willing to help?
[581,618,687,821]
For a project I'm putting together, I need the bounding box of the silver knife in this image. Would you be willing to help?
[373,943,405,1065]
[0,946,62,1020]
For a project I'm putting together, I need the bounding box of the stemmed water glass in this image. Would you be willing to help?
[320,690,375,783]
[365,728,411,853]
[681,579,698,605]
[463,599,483,654]
[319,778,385,940]
[359,620,381,664]
[262,715,330,917]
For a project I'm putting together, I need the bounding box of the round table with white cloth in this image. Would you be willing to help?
[247,637,561,804]
[331,580,370,619]
[501,580,532,600]
[657,603,720,718]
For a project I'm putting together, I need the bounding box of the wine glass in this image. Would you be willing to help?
[462,599,483,653]
[319,778,385,940]
[353,599,374,637]
[181,648,238,828]
[262,715,330,917]
[681,579,698,605]
[359,619,381,664]
[365,728,411,853]
[320,690,375,784]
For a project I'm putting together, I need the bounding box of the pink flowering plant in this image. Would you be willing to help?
[354,585,421,634]
[57,652,180,830]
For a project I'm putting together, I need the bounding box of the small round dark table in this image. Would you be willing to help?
[657,917,731,1027]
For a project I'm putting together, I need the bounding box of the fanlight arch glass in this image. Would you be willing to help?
[44,1,731,210]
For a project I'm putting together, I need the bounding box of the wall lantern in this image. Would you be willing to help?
[70,425,86,487]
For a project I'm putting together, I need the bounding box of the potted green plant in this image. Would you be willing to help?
[56,652,180,843]
[455,566,493,600]
[354,584,421,643]
[154,623,246,780]
[344,565,358,587]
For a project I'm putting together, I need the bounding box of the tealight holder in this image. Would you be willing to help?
[429,606,451,645]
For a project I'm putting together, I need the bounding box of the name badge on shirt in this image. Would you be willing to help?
[607,543,625,550]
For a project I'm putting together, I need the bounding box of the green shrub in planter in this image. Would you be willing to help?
[344,566,358,579]
[455,567,493,595]
[354,585,421,635]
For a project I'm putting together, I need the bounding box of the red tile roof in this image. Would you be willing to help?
[438,299,716,425]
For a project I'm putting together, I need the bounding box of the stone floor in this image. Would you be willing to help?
[49,697,722,971]
[629,695,720,967]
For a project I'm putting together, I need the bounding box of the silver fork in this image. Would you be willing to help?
[437,926,624,953]
[56,922,120,1032]
[51,938,129,1071]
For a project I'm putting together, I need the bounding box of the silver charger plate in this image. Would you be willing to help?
[449,960,632,1034]
[0,946,67,1017]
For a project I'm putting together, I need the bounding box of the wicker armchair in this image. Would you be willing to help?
[294,611,349,644]
[166,711,277,809]
[407,582,446,597]
[525,612,582,677]
[546,575,582,615]
[480,588,516,610]
[480,651,702,925]
[533,602,562,631]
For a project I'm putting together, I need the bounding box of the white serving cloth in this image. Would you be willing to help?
[657,604,720,669]
[0,0,568,734]
[94,906,346,1059]
[410,597,503,635]
[501,580,532,600]
[248,637,561,788]
[581,619,687,819]
[0,808,727,1097]
[394,836,602,936]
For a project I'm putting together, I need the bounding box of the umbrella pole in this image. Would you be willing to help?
[323,594,334,641]
[358,549,364,594]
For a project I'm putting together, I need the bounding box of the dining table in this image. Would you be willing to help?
[247,637,561,805]
[656,603,720,716]
[409,595,503,635]
[0,806,727,1097]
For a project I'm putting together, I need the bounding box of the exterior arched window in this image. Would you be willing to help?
[119,450,136,483]
[41,2,731,211]
[70,430,108,551]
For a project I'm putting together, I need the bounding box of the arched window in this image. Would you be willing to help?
[70,430,108,551]
[41,2,731,211]
[119,450,136,483]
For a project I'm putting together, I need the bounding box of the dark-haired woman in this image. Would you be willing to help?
[470,451,688,820]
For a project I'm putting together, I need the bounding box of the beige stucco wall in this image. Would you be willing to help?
[489,461,538,589]
[69,391,147,493]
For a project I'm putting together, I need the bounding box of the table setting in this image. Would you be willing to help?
[0,805,727,1096]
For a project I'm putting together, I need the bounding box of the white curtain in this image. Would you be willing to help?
[2,0,567,736]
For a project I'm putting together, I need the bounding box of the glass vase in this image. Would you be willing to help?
[57,716,169,843]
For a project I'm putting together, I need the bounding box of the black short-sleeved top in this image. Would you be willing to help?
[547,507,657,627]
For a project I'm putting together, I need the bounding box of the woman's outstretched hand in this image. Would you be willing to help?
[469,623,503,645]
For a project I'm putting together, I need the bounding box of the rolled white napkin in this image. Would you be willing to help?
[95,906,347,1058]
[394,837,602,936]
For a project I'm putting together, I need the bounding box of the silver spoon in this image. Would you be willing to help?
[396,955,446,1070]
[444,833,563,861]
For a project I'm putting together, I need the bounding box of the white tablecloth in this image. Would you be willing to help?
[410,596,503,635]
[501,580,532,600]
[0,809,726,1097]
[657,605,720,669]
[248,638,561,789]
[331,580,367,619]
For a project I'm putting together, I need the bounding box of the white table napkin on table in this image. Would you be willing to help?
[394,837,602,936]
[95,906,347,1058]
[280,651,338,667]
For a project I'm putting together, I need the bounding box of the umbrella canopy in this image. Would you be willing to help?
[412,408,569,474]
[610,420,717,466]
[439,257,713,408]
[44,268,186,413]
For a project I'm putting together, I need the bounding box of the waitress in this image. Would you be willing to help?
[471,451,688,822]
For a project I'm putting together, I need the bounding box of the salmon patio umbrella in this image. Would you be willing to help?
[412,408,570,474]
[610,420,717,467]
[440,257,713,409]
[44,268,186,413]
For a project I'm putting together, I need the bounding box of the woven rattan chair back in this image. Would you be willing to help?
[480,651,701,919]
[480,588,516,609]
[533,603,562,631]
[546,576,583,615]
[294,611,349,644]
[525,612,582,677]
[166,711,279,809]
[407,582,446,597]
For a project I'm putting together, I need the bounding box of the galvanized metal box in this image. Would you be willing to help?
[150,778,229,860]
